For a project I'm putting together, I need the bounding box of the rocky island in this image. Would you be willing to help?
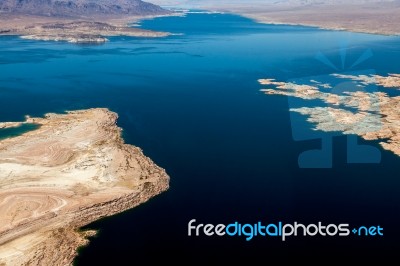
[0,108,169,265]
[0,0,172,43]
[259,73,400,156]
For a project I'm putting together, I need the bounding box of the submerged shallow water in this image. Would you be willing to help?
[0,12,399,263]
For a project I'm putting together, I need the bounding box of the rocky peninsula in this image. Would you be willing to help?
[0,108,169,265]
[12,20,169,43]
[0,0,172,43]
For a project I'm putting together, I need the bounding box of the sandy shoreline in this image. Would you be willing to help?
[0,108,169,265]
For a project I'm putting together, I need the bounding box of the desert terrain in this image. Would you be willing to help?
[0,16,169,43]
[0,0,172,42]
[152,0,400,35]
[0,108,169,265]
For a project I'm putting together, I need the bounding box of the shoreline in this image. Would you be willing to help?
[0,14,175,43]
[259,73,400,158]
[245,14,400,37]
[2,8,399,44]
[0,108,170,265]
[151,1,400,36]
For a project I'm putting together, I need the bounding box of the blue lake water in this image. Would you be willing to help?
[0,123,40,141]
[1,12,399,263]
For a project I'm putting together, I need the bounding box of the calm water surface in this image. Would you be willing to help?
[0,12,399,263]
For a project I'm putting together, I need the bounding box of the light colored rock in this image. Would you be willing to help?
[0,108,169,265]
[0,16,171,44]
[259,74,400,156]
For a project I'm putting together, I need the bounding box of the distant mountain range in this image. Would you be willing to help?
[0,0,169,17]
